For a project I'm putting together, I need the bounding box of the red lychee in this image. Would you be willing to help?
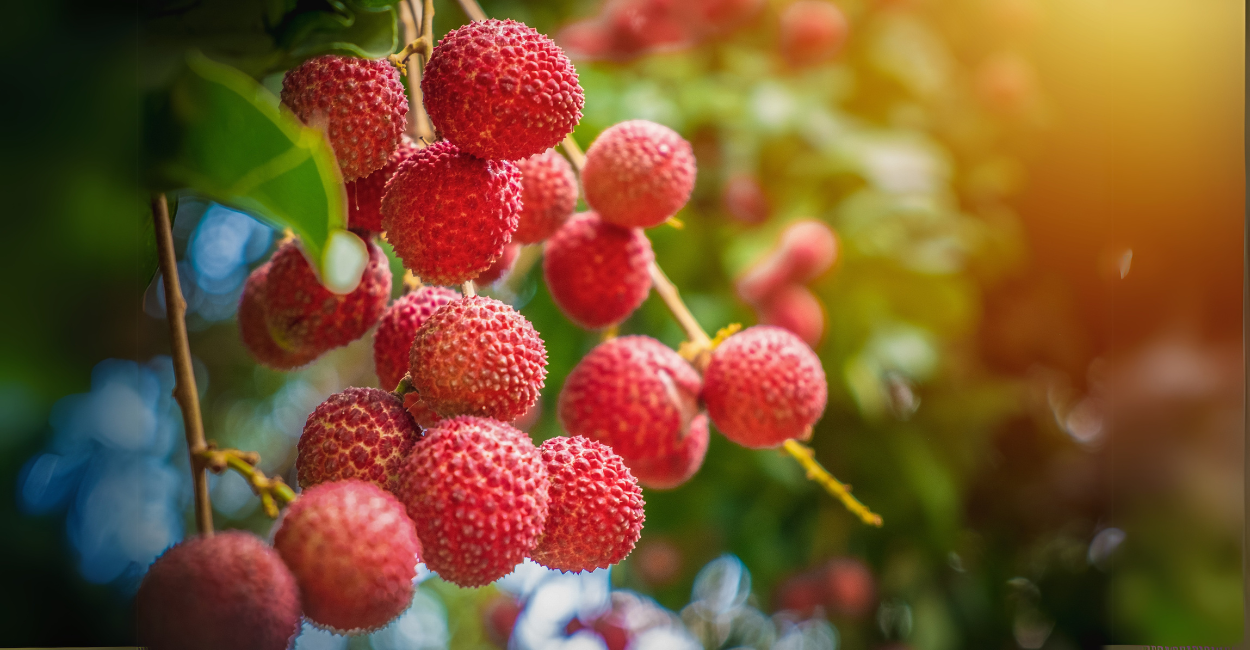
[402,389,443,429]
[623,413,709,489]
[380,141,522,285]
[736,220,837,306]
[346,135,421,233]
[758,284,825,348]
[476,242,521,285]
[273,480,420,633]
[373,286,461,392]
[601,0,695,57]
[530,436,645,572]
[281,55,409,181]
[820,557,876,618]
[680,0,765,35]
[514,148,579,244]
[399,416,549,587]
[422,19,584,161]
[238,263,320,371]
[773,571,824,618]
[136,531,301,650]
[543,212,654,330]
[721,172,770,224]
[296,387,421,495]
[702,325,827,448]
[582,120,697,229]
[409,296,547,422]
[483,593,523,648]
[779,1,849,68]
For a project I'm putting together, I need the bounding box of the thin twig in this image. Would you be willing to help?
[561,134,586,173]
[463,280,477,297]
[456,0,488,21]
[198,446,297,519]
[648,261,711,349]
[403,270,423,293]
[782,439,883,527]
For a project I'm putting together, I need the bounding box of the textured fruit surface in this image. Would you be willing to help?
[238,264,320,370]
[346,136,420,232]
[475,242,520,285]
[736,220,837,306]
[582,120,697,228]
[399,416,549,587]
[758,284,825,348]
[530,436,645,572]
[721,172,770,224]
[274,480,420,633]
[409,296,547,422]
[513,149,579,243]
[281,55,409,181]
[624,413,709,489]
[296,387,421,495]
[543,212,653,329]
[380,141,522,285]
[703,325,828,448]
[136,531,301,650]
[422,19,584,161]
[779,0,849,68]
[264,237,391,352]
[373,286,461,392]
[402,390,443,429]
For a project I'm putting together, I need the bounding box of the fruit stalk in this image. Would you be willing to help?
[455,0,487,22]
[648,261,712,350]
[196,447,298,518]
[782,439,883,527]
[400,0,436,141]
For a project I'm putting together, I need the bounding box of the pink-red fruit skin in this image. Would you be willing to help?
[736,219,837,306]
[514,149,579,243]
[779,0,849,68]
[530,436,646,572]
[422,19,585,161]
[281,55,409,181]
[373,286,461,392]
[381,141,522,285]
[136,531,301,650]
[758,284,825,348]
[399,416,550,587]
[238,264,319,370]
[347,136,420,232]
[624,412,709,489]
[543,212,654,329]
[702,325,828,448]
[582,120,697,228]
[296,387,422,495]
[274,480,420,633]
[476,242,521,285]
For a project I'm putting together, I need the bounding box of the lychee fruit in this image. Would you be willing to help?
[136,531,301,650]
[736,219,837,306]
[779,0,849,68]
[281,55,409,181]
[702,325,827,448]
[513,148,579,243]
[346,135,421,233]
[475,242,521,285]
[273,480,420,633]
[543,212,654,330]
[680,0,765,36]
[422,19,584,161]
[402,389,443,429]
[622,412,709,489]
[602,0,695,57]
[975,52,1036,114]
[483,593,524,648]
[758,284,825,348]
[721,172,770,224]
[399,416,549,587]
[296,387,422,495]
[373,285,461,392]
[530,436,645,572]
[408,296,548,422]
[380,140,522,285]
[820,557,876,617]
[582,120,697,228]
[238,263,320,370]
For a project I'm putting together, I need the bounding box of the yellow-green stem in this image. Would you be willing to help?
[783,439,883,527]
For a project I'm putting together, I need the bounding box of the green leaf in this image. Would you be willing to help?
[277,1,398,63]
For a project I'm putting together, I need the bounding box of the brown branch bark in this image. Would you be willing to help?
[455,0,488,22]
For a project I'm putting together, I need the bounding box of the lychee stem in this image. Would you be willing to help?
[399,0,437,142]
[648,261,713,350]
[561,134,586,171]
[197,446,298,519]
[782,439,883,527]
[462,280,476,297]
[455,0,487,21]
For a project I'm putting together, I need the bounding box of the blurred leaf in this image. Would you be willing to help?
[278,1,398,61]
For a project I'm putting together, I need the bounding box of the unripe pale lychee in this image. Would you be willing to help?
[238,263,320,370]
[409,296,547,422]
[543,212,653,329]
[422,19,584,161]
[475,242,520,285]
[136,531,301,650]
[514,149,579,243]
[273,480,420,633]
[736,220,837,306]
[582,120,697,228]
[702,325,827,448]
[281,55,409,181]
[399,416,549,587]
[530,436,645,572]
[296,387,421,495]
[779,1,849,68]
[373,286,461,392]
[380,141,522,285]
[758,284,825,348]
[346,136,420,233]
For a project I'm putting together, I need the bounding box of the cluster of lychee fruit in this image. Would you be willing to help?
[557,0,766,62]
[735,219,839,347]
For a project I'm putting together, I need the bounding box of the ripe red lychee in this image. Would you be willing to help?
[136,531,301,650]
[399,416,549,587]
[820,557,876,617]
[422,19,584,161]
[773,571,824,618]
[296,387,421,495]
[779,1,849,68]
[721,172,770,224]
[557,336,706,488]
[402,389,443,429]
[702,325,828,448]
[238,263,320,371]
[680,0,765,35]
[263,236,391,353]
[582,120,697,229]
[380,141,522,285]
[409,296,547,422]
[373,286,461,392]
[346,135,420,233]
[514,149,579,244]
[543,212,654,330]
[273,480,420,633]
[736,219,837,305]
[281,55,409,181]
[483,593,523,648]
[475,242,520,285]
[530,436,645,572]
[759,284,825,348]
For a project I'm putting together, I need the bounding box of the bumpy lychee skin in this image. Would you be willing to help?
[582,120,697,228]
[514,148,579,243]
[702,325,828,448]
[558,336,705,488]
[346,135,420,232]
[399,416,549,587]
[136,531,301,650]
[281,55,409,181]
[779,0,849,68]
[422,19,585,161]
[273,480,420,633]
[380,141,522,285]
[373,286,461,392]
[238,263,320,370]
[296,387,421,495]
[409,296,548,422]
[543,212,653,329]
[264,236,391,352]
[625,413,710,489]
[530,436,645,572]
[758,284,825,348]
[402,389,443,429]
